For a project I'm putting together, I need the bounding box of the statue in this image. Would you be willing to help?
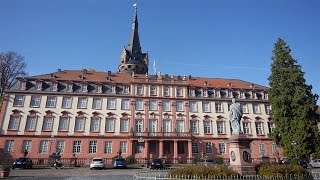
[229,98,243,134]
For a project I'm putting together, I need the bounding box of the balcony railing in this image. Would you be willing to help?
[130,131,191,138]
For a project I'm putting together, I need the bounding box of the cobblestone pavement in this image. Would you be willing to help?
[8,166,141,180]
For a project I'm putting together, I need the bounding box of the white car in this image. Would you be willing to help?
[309,159,320,168]
[90,158,105,170]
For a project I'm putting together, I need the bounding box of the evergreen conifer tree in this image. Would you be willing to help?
[269,38,319,159]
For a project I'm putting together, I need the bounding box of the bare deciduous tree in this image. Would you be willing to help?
[0,51,27,97]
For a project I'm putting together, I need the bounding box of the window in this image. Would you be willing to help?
[90,118,100,132]
[135,99,143,110]
[120,119,128,132]
[36,82,42,90]
[219,142,226,154]
[163,86,170,96]
[107,99,116,109]
[259,143,267,156]
[243,122,250,134]
[30,95,41,107]
[136,143,143,153]
[123,86,130,94]
[217,121,224,134]
[149,100,157,111]
[265,105,271,115]
[96,85,102,93]
[105,118,114,132]
[176,87,183,97]
[39,140,49,153]
[162,101,171,112]
[42,117,53,131]
[82,84,88,93]
[121,99,130,110]
[253,104,261,114]
[120,141,127,154]
[189,102,197,112]
[136,85,144,95]
[67,83,73,92]
[20,81,26,90]
[4,140,14,152]
[13,95,24,107]
[58,117,69,131]
[190,120,198,133]
[202,102,210,112]
[8,116,20,130]
[111,85,116,93]
[163,120,171,134]
[62,97,72,108]
[75,117,85,131]
[104,141,112,154]
[25,116,37,131]
[150,86,157,96]
[73,141,81,153]
[215,103,223,112]
[189,89,195,97]
[268,122,274,134]
[203,89,208,97]
[52,82,58,91]
[89,141,97,153]
[241,104,248,113]
[203,121,211,134]
[56,140,65,153]
[135,119,143,132]
[77,97,87,108]
[255,122,264,135]
[22,140,32,153]
[272,143,279,154]
[205,142,212,153]
[46,96,57,107]
[176,101,184,112]
[92,98,102,109]
[176,121,184,133]
[192,142,199,154]
[149,119,157,136]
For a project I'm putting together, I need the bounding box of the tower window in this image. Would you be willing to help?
[128,65,131,68]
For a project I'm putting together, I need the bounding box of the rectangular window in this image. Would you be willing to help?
[135,99,143,110]
[202,102,210,112]
[25,116,37,131]
[36,82,42,90]
[90,118,100,132]
[82,84,87,93]
[217,121,224,134]
[56,140,65,153]
[176,101,184,112]
[189,89,196,97]
[39,140,49,153]
[149,119,157,136]
[58,117,69,131]
[203,89,208,97]
[253,104,261,114]
[104,141,112,154]
[190,121,198,133]
[135,119,143,133]
[75,117,85,131]
[13,95,24,107]
[73,141,81,153]
[203,121,211,134]
[121,99,130,110]
[189,102,197,112]
[163,120,171,134]
[150,86,157,96]
[92,98,102,109]
[46,96,57,107]
[52,83,58,91]
[241,104,249,113]
[259,143,267,156]
[22,140,32,153]
[265,105,271,115]
[105,118,114,132]
[120,141,127,154]
[8,116,20,130]
[62,97,72,108]
[96,85,102,93]
[136,143,143,153]
[268,122,274,134]
[120,119,128,132]
[255,122,264,135]
[215,103,223,112]
[272,143,278,154]
[176,87,183,97]
[219,142,226,154]
[162,101,171,112]
[77,97,87,109]
[107,99,116,109]
[30,95,41,107]
[4,140,14,152]
[205,142,212,153]
[149,100,158,111]
[67,83,73,92]
[176,121,184,133]
[192,142,199,154]
[123,86,129,94]
[89,141,97,153]
[42,117,53,131]
[243,122,250,134]
[111,85,116,94]
[163,86,170,96]
[136,85,144,95]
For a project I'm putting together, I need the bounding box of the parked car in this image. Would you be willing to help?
[298,158,309,169]
[90,158,105,170]
[196,159,215,166]
[12,157,33,169]
[113,158,126,168]
[309,159,320,168]
[149,159,164,169]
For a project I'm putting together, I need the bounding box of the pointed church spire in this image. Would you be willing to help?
[127,5,141,54]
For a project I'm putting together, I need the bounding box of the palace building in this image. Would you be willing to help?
[0,8,279,162]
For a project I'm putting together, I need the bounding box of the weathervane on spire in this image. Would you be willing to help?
[133,1,137,9]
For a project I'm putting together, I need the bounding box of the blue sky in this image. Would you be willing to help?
[0,0,319,104]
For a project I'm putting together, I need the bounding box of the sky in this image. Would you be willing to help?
[0,0,319,104]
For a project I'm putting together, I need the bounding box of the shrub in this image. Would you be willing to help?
[125,155,136,164]
[257,164,307,178]
[168,165,238,178]
[0,164,11,172]
[213,157,224,165]
[192,156,202,164]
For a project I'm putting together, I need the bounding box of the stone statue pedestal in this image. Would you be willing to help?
[228,134,256,176]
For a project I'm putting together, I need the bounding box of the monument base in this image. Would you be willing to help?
[228,134,256,175]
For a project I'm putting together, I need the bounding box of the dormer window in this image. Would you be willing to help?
[82,83,87,93]
[253,92,258,99]
[52,82,58,92]
[96,85,102,93]
[227,91,233,98]
[216,90,221,98]
[189,89,195,97]
[36,82,42,91]
[240,91,246,99]
[111,85,116,94]
[203,89,208,97]
[123,86,129,94]
[20,81,26,90]
[67,83,73,92]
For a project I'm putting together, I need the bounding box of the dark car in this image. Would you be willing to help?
[12,157,33,169]
[113,158,126,168]
[299,158,309,169]
[149,159,164,169]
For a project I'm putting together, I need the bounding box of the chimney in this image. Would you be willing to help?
[107,71,111,80]
[188,75,192,79]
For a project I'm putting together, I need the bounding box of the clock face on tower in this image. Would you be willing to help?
[230,151,236,161]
